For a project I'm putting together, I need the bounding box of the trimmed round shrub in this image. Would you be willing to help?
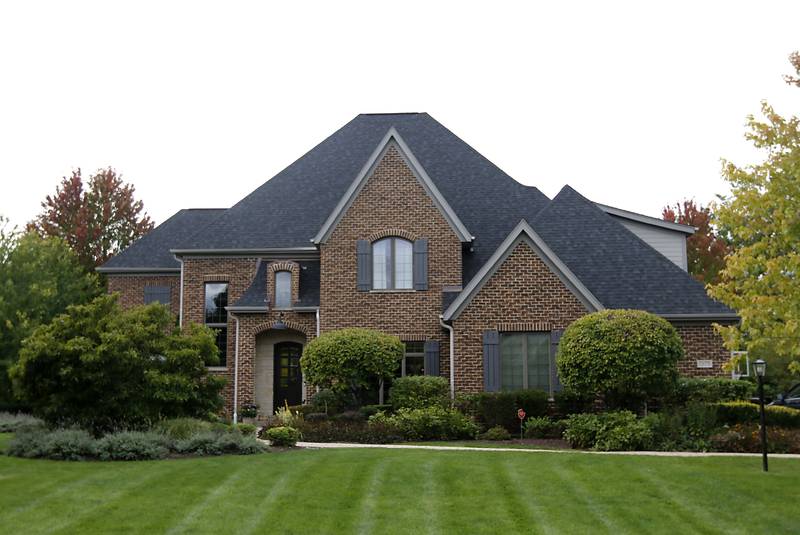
[233,423,258,436]
[265,426,301,447]
[389,376,449,410]
[96,431,171,461]
[557,310,683,408]
[524,417,566,439]
[300,328,403,406]
[289,420,402,444]
[154,418,212,440]
[479,425,512,441]
[8,428,97,460]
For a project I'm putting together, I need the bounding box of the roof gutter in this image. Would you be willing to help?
[95,267,181,274]
[660,313,740,324]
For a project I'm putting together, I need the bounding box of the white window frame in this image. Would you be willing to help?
[372,237,413,290]
[274,270,292,309]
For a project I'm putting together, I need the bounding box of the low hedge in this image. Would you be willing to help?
[0,412,45,433]
[479,426,512,441]
[671,378,755,405]
[370,407,479,441]
[524,417,566,439]
[713,401,800,428]
[563,411,653,451]
[7,426,267,461]
[711,424,800,454]
[280,420,403,444]
[466,390,549,432]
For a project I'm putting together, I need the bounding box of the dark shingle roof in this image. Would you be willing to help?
[232,260,320,309]
[530,186,734,316]
[99,209,224,271]
[179,113,550,282]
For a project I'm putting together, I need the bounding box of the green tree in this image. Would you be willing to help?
[28,167,154,270]
[557,310,683,408]
[709,52,800,377]
[0,232,99,409]
[10,295,225,433]
[662,199,729,285]
[300,328,403,407]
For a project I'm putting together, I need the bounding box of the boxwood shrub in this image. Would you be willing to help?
[563,411,653,451]
[370,407,479,441]
[389,376,449,410]
[264,426,301,447]
[479,425,512,441]
[524,417,566,439]
[670,378,755,405]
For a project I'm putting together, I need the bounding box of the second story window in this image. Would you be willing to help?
[274,271,291,309]
[204,282,228,367]
[372,237,413,290]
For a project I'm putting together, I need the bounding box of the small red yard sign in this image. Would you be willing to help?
[517,408,526,420]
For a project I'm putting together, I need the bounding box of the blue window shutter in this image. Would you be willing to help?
[483,330,500,392]
[144,286,171,305]
[424,340,440,376]
[550,329,564,393]
[413,239,428,291]
[356,240,371,291]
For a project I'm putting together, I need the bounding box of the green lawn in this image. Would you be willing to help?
[0,433,797,534]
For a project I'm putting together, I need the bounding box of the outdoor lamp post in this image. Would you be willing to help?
[753,359,768,472]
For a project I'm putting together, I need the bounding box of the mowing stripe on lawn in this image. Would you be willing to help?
[492,457,544,534]
[550,461,619,534]
[45,462,186,535]
[354,459,388,535]
[165,464,249,535]
[239,453,328,535]
[500,457,556,535]
[420,459,441,535]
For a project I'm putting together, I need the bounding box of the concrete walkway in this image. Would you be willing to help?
[294,441,800,459]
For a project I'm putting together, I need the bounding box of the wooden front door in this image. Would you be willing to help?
[274,341,303,412]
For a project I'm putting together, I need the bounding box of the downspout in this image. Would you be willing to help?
[315,307,320,337]
[232,315,240,424]
[439,315,455,400]
[176,256,185,328]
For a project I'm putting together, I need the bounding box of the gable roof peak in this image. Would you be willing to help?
[312,126,474,244]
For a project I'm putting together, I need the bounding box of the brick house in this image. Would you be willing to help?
[100,113,738,420]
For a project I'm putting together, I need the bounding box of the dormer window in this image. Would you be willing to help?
[372,237,413,290]
[274,271,292,309]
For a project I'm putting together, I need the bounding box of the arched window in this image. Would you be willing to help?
[372,237,413,290]
[274,271,292,309]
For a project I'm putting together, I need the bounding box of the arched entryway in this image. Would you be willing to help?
[254,329,306,416]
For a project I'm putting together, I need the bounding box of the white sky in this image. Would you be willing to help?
[1,1,798,229]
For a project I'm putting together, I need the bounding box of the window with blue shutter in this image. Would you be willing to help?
[424,340,439,376]
[413,239,428,290]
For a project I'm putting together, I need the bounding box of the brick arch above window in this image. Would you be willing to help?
[366,228,417,243]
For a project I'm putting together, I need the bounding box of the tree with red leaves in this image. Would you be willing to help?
[29,168,154,270]
[662,199,729,285]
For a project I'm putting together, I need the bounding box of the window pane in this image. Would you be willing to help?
[213,327,227,367]
[404,355,425,376]
[394,239,413,289]
[526,333,550,392]
[372,238,391,289]
[500,334,524,390]
[204,283,228,324]
[275,271,291,308]
[144,286,171,305]
[404,341,424,354]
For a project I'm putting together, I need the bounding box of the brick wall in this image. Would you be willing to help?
[107,274,180,316]
[675,323,729,378]
[450,240,589,392]
[319,144,462,377]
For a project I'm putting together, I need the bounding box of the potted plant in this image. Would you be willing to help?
[239,403,259,424]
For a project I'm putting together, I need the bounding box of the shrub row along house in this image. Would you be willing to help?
[100,113,738,420]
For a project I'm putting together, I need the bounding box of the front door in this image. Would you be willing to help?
[274,341,303,412]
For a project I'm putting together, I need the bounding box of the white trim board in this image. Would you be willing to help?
[312,127,473,244]
[443,220,604,321]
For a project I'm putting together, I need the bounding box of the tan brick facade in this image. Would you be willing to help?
[107,274,180,317]
[319,145,462,377]
[450,240,590,392]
